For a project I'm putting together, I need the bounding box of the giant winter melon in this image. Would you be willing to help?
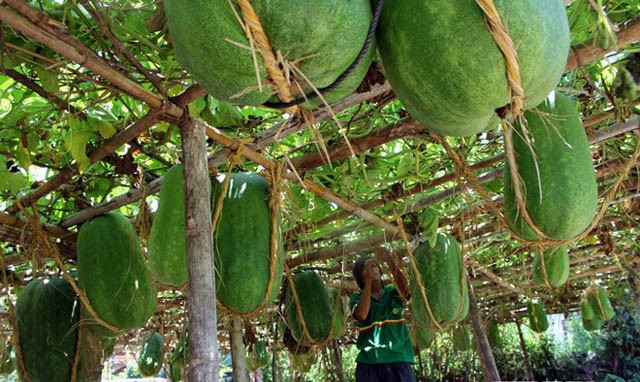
[15,278,79,382]
[376,0,570,136]
[410,233,469,330]
[78,212,157,333]
[148,164,187,287]
[212,173,284,314]
[504,91,598,241]
[286,270,333,345]
[164,0,373,106]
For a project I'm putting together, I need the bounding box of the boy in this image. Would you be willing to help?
[350,252,416,381]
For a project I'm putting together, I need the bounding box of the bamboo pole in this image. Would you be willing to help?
[514,316,535,381]
[180,119,218,381]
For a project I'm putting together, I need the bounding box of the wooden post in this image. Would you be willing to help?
[76,311,105,382]
[181,119,218,381]
[230,317,247,382]
[514,316,535,381]
[467,282,501,382]
[330,340,345,382]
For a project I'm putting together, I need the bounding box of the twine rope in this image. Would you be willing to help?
[235,0,295,103]
[475,0,525,118]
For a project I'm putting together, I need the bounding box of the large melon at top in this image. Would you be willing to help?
[164,0,372,106]
[376,0,570,136]
[504,91,598,241]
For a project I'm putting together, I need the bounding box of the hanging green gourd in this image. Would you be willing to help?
[585,284,615,321]
[452,325,471,352]
[137,332,164,377]
[14,278,79,382]
[504,91,598,241]
[212,172,284,315]
[486,320,502,350]
[410,233,469,331]
[532,245,570,288]
[78,212,158,335]
[147,164,188,287]
[527,301,549,333]
[409,323,434,349]
[328,287,346,339]
[376,0,570,136]
[285,270,333,346]
[164,0,374,107]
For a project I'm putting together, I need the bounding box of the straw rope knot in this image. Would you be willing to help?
[235,0,295,104]
[475,0,525,118]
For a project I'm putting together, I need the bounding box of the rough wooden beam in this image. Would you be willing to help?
[566,17,640,71]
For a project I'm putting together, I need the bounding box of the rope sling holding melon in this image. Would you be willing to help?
[232,0,384,109]
[211,142,283,318]
[434,0,640,254]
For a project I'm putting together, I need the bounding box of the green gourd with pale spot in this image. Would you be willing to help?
[138,332,164,377]
[376,0,570,136]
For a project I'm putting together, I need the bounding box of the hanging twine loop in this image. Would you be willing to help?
[475,0,525,119]
[234,0,295,104]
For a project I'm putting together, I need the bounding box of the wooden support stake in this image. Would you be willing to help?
[230,318,247,382]
[514,316,535,381]
[467,281,501,382]
[180,119,218,381]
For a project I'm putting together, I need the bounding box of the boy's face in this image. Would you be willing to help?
[363,258,381,282]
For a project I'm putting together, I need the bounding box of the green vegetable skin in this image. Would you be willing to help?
[212,173,284,314]
[505,91,598,240]
[286,270,333,345]
[376,0,570,136]
[15,278,79,382]
[410,233,469,329]
[78,212,157,333]
[532,245,570,288]
[148,164,187,287]
[164,0,372,106]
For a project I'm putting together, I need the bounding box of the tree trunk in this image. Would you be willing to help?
[416,347,425,382]
[181,119,218,381]
[230,317,247,382]
[75,314,104,382]
[467,281,501,382]
[514,317,535,381]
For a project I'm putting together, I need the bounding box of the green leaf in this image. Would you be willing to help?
[397,152,415,178]
[201,97,247,127]
[64,117,93,172]
[418,208,439,248]
[0,165,28,193]
[14,144,31,169]
[34,66,59,93]
[87,117,116,139]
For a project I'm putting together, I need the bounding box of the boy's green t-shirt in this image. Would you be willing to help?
[349,284,415,364]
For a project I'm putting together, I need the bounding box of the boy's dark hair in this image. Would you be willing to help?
[353,255,383,289]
